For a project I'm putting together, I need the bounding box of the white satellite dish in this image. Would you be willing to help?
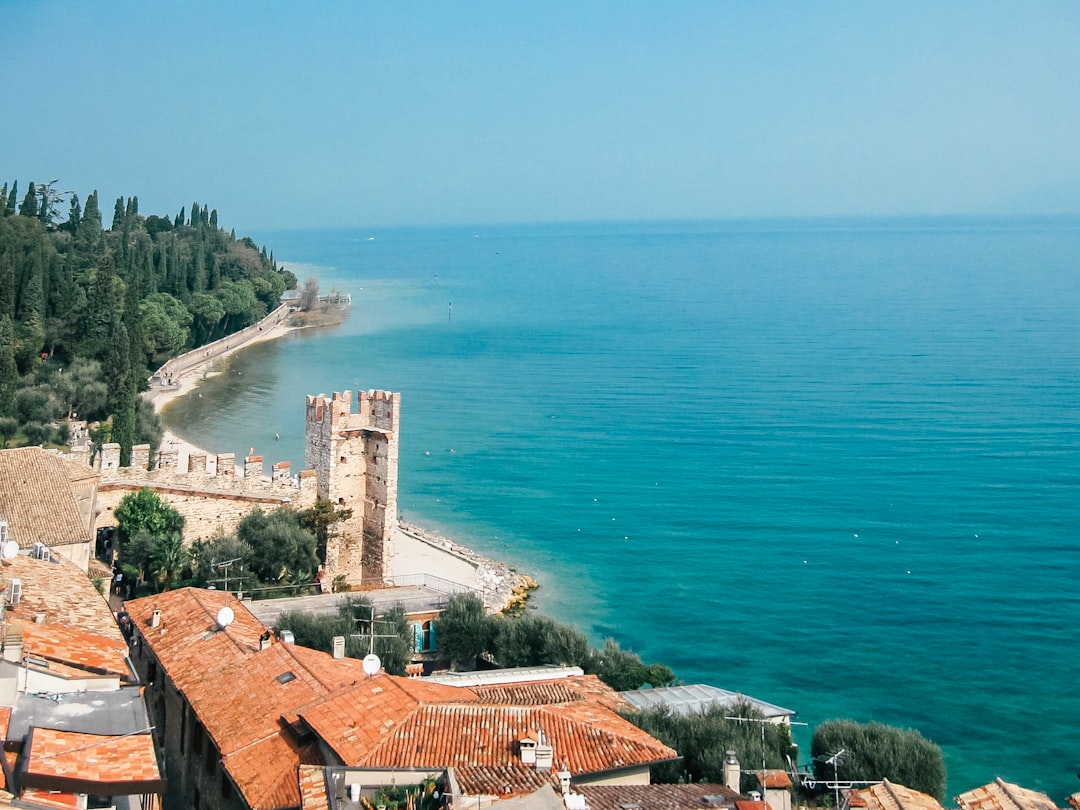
[216,606,235,629]
[1,541,18,560]
[362,653,382,675]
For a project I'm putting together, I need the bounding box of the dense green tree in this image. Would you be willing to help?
[586,639,678,692]
[0,416,17,449]
[275,595,414,676]
[19,183,37,217]
[0,316,17,416]
[810,720,946,800]
[435,592,495,671]
[493,612,592,668]
[114,487,185,544]
[625,702,797,788]
[298,497,354,561]
[236,507,318,583]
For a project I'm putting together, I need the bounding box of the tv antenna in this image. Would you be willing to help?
[348,603,401,676]
[725,713,808,789]
[208,557,243,594]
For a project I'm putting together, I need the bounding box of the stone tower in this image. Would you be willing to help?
[305,389,400,586]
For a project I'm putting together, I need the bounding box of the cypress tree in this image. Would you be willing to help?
[106,317,136,465]
[19,183,37,217]
[0,315,16,418]
[112,197,125,231]
[5,182,18,216]
[209,208,218,229]
[0,183,7,216]
[64,192,82,235]
[175,206,185,229]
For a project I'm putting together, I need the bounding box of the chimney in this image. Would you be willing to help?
[723,750,741,794]
[520,735,537,765]
[535,728,554,771]
[259,631,272,651]
[332,636,345,659]
[150,609,162,629]
[557,765,572,795]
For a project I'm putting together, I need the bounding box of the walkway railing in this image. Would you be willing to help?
[151,302,292,386]
[389,573,477,595]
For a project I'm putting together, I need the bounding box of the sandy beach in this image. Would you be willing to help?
[145,315,297,472]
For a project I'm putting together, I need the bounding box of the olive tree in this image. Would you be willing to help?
[811,720,946,800]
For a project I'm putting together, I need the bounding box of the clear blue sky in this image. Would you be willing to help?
[3,1,1079,231]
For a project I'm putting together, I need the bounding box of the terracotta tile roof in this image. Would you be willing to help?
[753,770,793,790]
[301,682,677,796]
[22,727,163,794]
[1,555,122,641]
[21,622,131,680]
[955,779,1060,810]
[129,590,676,808]
[298,764,331,810]
[576,783,741,810]
[0,447,93,549]
[472,675,624,709]
[854,780,944,810]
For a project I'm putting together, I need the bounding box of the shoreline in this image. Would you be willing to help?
[145,310,534,611]
[145,309,299,472]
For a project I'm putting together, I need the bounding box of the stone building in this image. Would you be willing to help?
[94,388,400,587]
[304,389,400,586]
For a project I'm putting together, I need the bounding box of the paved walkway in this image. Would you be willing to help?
[244,585,450,627]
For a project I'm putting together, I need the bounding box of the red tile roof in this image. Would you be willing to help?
[854,780,944,810]
[753,770,793,790]
[955,779,1060,810]
[22,727,163,795]
[21,622,131,680]
[128,589,676,808]
[471,674,624,709]
[300,675,677,796]
[577,783,741,810]
[298,764,331,810]
[1,555,123,641]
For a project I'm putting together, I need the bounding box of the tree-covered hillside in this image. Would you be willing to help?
[0,178,296,463]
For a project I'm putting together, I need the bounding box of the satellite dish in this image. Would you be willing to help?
[362,653,382,675]
[1,541,18,559]
[216,606,235,629]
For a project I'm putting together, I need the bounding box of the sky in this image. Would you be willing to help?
[3,1,1080,231]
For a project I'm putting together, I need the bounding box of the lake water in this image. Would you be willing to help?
[165,217,1080,799]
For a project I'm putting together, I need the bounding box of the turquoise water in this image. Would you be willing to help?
[165,218,1080,799]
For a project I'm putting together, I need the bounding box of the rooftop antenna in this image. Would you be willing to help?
[208,557,243,595]
[348,602,400,676]
[725,713,807,789]
[826,749,845,810]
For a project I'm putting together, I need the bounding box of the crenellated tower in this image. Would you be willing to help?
[305,389,400,586]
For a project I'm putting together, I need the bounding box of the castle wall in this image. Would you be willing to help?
[94,462,319,543]
[94,386,401,588]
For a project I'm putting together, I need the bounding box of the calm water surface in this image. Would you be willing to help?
[165,218,1080,799]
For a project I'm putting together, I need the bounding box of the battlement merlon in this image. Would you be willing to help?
[305,389,401,434]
